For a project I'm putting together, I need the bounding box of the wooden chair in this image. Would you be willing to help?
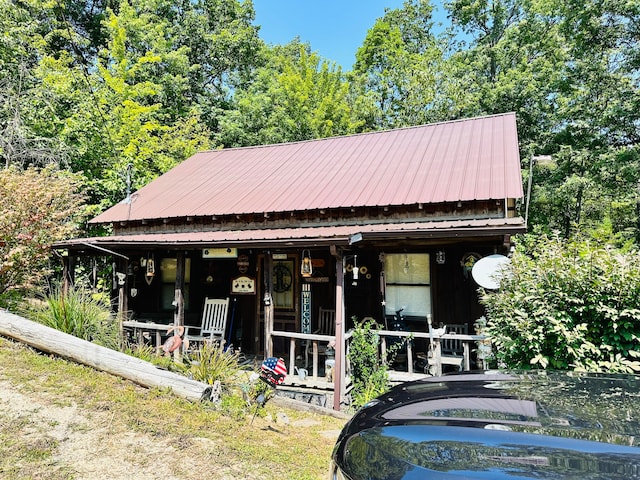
[428,323,467,375]
[305,307,336,370]
[184,297,230,350]
[441,323,468,356]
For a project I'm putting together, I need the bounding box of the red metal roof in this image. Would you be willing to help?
[90,113,523,224]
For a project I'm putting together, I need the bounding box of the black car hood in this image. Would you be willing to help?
[333,371,640,479]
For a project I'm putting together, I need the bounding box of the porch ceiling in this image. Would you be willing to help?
[55,217,526,251]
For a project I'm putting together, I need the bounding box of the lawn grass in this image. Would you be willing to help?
[0,337,347,479]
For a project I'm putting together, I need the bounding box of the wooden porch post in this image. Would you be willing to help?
[115,258,128,344]
[174,251,186,362]
[264,253,274,358]
[333,249,345,411]
[61,252,76,294]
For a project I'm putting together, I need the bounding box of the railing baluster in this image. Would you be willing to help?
[289,338,296,376]
[381,337,387,365]
[312,341,319,378]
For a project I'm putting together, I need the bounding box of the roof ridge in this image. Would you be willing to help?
[199,112,517,154]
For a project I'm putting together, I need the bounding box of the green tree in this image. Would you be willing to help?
[351,0,443,129]
[442,0,567,144]
[35,0,212,209]
[216,40,357,147]
[440,0,640,241]
[2,0,258,211]
[526,0,640,240]
[0,0,73,169]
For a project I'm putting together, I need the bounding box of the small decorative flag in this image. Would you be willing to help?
[260,357,287,386]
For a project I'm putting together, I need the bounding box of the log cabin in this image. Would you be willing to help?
[55,112,526,410]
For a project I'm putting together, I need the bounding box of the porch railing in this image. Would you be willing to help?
[369,330,488,377]
[270,330,337,380]
[269,328,488,389]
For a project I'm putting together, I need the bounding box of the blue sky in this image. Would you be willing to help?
[252,0,407,70]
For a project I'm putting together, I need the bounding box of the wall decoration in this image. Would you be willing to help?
[237,254,250,274]
[461,252,482,279]
[231,275,256,295]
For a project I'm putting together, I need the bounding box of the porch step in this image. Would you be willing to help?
[274,384,334,409]
[283,376,334,390]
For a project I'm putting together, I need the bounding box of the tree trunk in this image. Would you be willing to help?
[0,310,211,402]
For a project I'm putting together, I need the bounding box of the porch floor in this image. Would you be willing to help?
[387,369,431,384]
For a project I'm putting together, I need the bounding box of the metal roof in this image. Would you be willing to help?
[90,113,523,224]
[59,218,526,250]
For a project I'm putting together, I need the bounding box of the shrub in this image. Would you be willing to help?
[481,233,640,373]
[20,284,119,349]
[348,317,392,409]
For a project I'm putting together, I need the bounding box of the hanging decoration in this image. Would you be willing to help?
[301,250,313,277]
[351,255,359,285]
[237,254,250,274]
[145,255,155,285]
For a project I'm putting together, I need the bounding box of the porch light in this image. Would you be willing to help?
[436,250,446,264]
[145,257,155,285]
[301,250,313,277]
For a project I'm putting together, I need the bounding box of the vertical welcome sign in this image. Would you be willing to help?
[301,283,311,334]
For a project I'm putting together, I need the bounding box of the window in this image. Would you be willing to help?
[384,253,431,318]
[160,258,191,310]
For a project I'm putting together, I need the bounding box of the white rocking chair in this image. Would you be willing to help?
[184,297,230,350]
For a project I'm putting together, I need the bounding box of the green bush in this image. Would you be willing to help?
[481,233,640,373]
[348,317,393,409]
[20,285,119,349]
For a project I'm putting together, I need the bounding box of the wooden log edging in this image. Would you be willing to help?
[0,309,211,402]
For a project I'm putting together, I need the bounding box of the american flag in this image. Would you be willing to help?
[260,357,287,386]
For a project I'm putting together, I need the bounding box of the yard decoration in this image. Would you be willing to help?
[252,357,288,424]
[260,356,287,386]
[162,325,185,355]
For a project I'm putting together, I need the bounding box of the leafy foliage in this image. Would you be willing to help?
[481,234,640,373]
[348,317,393,409]
[352,0,443,128]
[216,40,357,147]
[0,166,85,303]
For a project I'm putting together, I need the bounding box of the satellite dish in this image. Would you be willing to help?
[472,254,511,289]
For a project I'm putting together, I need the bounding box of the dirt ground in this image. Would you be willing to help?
[0,378,238,479]
[0,372,345,480]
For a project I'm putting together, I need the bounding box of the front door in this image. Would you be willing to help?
[255,253,299,355]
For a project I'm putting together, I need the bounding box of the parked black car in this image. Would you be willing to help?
[330,371,640,479]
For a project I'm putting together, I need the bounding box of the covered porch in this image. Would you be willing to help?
[58,221,510,411]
